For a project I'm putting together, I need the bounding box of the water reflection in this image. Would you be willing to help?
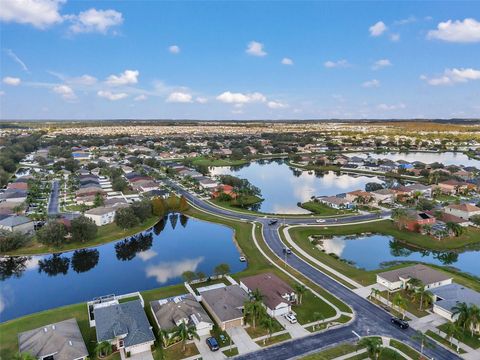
[211,160,384,214]
[0,214,245,322]
[318,234,479,275]
[115,233,153,261]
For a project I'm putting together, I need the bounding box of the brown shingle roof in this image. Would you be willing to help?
[241,273,293,310]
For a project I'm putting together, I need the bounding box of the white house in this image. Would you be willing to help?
[240,273,296,317]
[0,215,34,233]
[150,294,214,337]
[444,204,480,220]
[84,204,128,226]
[93,299,155,357]
[376,264,452,291]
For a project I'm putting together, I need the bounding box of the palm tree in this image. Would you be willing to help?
[468,305,480,337]
[173,323,199,352]
[452,302,470,330]
[158,328,172,348]
[294,283,307,305]
[443,321,461,347]
[411,330,434,355]
[261,316,275,345]
[357,337,383,360]
[393,292,407,320]
[369,288,380,301]
[95,341,113,358]
[244,299,264,329]
[446,222,464,237]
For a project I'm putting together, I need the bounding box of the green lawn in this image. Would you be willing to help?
[378,290,430,318]
[212,195,263,211]
[287,221,480,289]
[299,343,360,360]
[188,156,249,167]
[438,323,480,349]
[162,342,199,360]
[255,332,291,347]
[0,283,188,360]
[426,330,467,354]
[4,216,161,256]
[222,347,239,357]
[293,290,337,324]
[300,201,354,216]
[245,317,284,338]
[389,339,425,360]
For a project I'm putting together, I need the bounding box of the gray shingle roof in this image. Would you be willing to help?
[431,283,480,313]
[378,264,451,285]
[0,215,32,227]
[18,318,88,360]
[150,294,213,331]
[201,285,248,322]
[94,300,155,348]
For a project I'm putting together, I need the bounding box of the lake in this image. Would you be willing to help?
[318,233,480,276]
[347,151,480,168]
[210,159,384,214]
[0,214,246,322]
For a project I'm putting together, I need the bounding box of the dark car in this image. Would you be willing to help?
[391,317,409,329]
[268,219,278,225]
[206,337,219,351]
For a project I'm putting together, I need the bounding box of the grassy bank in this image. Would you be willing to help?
[0,283,188,360]
[300,201,354,216]
[186,156,249,167]
[3,216,161,256]
[288,221,480,289]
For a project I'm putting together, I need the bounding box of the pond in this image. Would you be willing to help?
[347,151,480,168]
[318,233,480,276]
[210,159,384,214]
[0,214,246,322]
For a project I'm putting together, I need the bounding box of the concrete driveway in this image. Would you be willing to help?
[194,335,225,360]
[122,350,153,360]
[226,327,261,354]
[275,315,309,338]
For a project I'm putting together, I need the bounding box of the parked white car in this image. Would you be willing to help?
[285,312,297,324]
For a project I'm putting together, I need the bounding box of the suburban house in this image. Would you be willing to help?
[85,203,129,226]
[240,273,296,316]
[345,190,373,204]
[316,196,354,209]
[0,189,28,203]
[18,318,88,360]
[0,215,34,233]
[197,177,218,190]
[444,203,480,220]
[402,210,436,232]
[376,264,452,291]
[436,180,473,195]
[406,183,432,198]
[200,285,249,330]
[93,299,155,357]
[150,294,214,336]
[431,284,480,332]
[211,184,237,199]
[371,189,396,204]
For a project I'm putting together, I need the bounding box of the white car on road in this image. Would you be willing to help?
[316,219,326,223]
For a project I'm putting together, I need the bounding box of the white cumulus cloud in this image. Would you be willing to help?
[246,41,267,57]
[105,70,139,86]
[166,92,193,103]
[324,59,350,68]
[369,21,387,36]
[2,76,21,86]
[0,0,64,29]
[216,91,266,104]
[169,45,180,54]
[427,18,480,43]
[97,90,128,100]
[372,59,392,70]
[67,8,123,34]
[68,74,97,86]
[267,100,288,109]
[53,84,76,100]
[421,68,480,85]
[362,79,380,88]
[281,57,293,65]
[134,94,147,101]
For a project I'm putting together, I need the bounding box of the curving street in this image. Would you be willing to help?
[167,179,462,360]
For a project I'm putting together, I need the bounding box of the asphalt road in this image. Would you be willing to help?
[165,179,461,360]
[47,180,59,216]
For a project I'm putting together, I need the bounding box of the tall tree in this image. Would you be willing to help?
[70,215,97,243]
[36,222,66,247]
[173,323,199,352]
[357,337,383,360]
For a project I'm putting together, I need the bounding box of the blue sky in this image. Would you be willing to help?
[1,0,479,120]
